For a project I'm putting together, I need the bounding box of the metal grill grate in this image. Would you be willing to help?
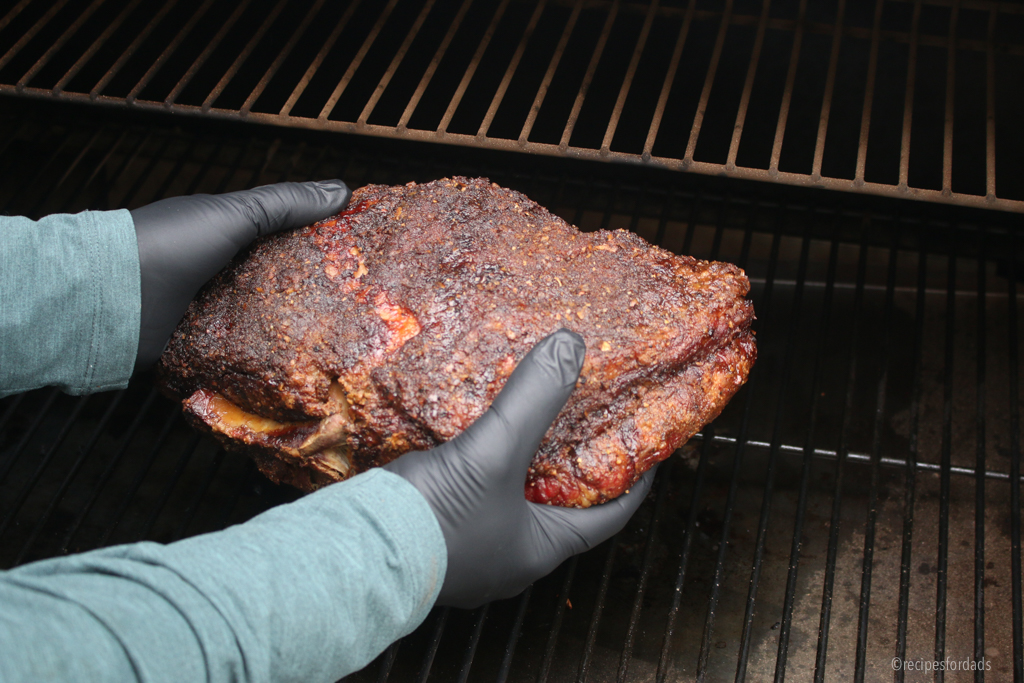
[1,97,1023,681]
[2,0,1024,212]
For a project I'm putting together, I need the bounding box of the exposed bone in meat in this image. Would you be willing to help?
[158,177,756,507]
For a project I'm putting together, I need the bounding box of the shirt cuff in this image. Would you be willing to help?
[0,209,140,396]
[79,209,141,393]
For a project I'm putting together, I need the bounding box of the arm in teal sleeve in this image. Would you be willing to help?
[0,210,140,397]
[0,469,446,682]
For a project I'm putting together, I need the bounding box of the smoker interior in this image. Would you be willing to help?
[1,0,1024,681]
[0,97,1020,682]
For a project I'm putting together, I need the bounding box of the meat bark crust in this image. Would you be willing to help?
[158,177,756,507]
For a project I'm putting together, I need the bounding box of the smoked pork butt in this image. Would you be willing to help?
[157,177,756,507]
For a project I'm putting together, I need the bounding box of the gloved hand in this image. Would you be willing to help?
[130,180,351,369]
[384,329,657,609]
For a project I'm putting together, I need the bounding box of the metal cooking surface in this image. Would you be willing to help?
[2,0,1024,213]
[1,98,1023,681]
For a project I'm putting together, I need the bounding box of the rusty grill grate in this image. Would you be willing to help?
[1,97,1023,681]
[2,0,1024,212]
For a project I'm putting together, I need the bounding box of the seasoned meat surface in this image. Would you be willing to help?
[158,177,756,507]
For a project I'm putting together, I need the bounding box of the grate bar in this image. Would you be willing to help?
[894,234,928,683]
[376,641,400,683]
[0,0,72,73]
[769,0,808,173]
[318,0,399,121]
[735,214,813,682]
[616,457,673,682]
[201,0,289,111]
[899,0,923,188]
[0,0,33,36]
[854,0,885,182]
[90,0,179,98]
[135,433,202,541]
[415,607,450,683]
[16,0,108,90]
[642,0,696,158]
[170,449,226,542]
[1008,230,1023,680]
[654,190,738,683]
[145,135,206,207]
[0,117,32,162]
[495,585,531,683]
[96,410,181,546]
[59,388,160,554]
[558,0,618,148]
[240,0,326,114]
[518,0,582,144]
[537,556,578,683]
[454,604,489,683]
[165,0,253,107]
[811,0,846,178]
[396,0,474,130]
[773,230,842,682]
[209,463,259,535]
[58,129,131,212]
[278,0,362,117]
[0,389,58,487]
[576,534,621,683]
[478,0,547,138]
[626,186,647,240]
[683,0,733,163]
[0,119,63,214]
[813,229,871,683]
[0,394,25,436]
[942,1,960,193]
[0,396,89,540]
[125,0,216,103]
[53,0,143,93]
[656,430,713,683]
[26,127,105,217]
[13,390,125,565]
[180,138,229,196]
[726,0,771,167]
[853,230,900,683]
[679,188,705,257]
[358,0,437,125]
[437,0,511,135]
[985,6,996,198]
[600,0,658,153]
[99,130,155,206]
[689,208,783,682]
[974,232,987,680]
[934,229,957,680]
[692,424,732,683]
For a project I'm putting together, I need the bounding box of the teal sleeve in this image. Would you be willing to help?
[0,210,140,397]
[0,469,446,683]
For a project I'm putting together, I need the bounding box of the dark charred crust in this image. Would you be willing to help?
[158,177,756,507]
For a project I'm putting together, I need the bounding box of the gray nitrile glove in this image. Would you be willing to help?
[384,329,657,609]
[130,180,351,369]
